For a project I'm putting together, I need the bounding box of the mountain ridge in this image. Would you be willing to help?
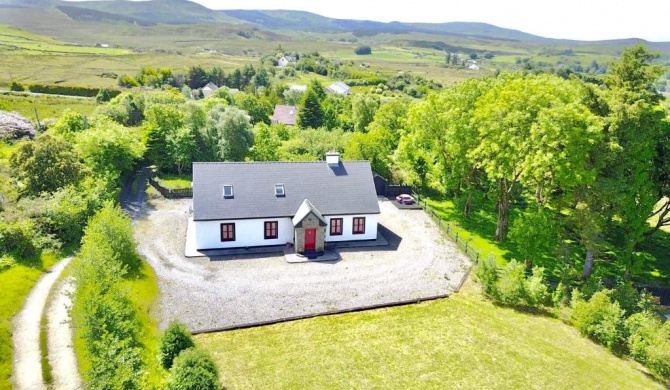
[1,0,665,44]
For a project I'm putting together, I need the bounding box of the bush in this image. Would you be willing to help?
[159,322,196,369]
[475,255,499,296]
[496,260,527,306]
[570,290,626,352]
[476,258,548,308]
[10,81,24,92]
[167,349,219,390]
[354,45,372,55]
[625,312,670,380]
[0,220,38,258]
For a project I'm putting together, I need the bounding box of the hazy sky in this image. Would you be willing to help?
[66,0,670,41]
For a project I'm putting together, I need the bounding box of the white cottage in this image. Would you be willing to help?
[191,153,380,254]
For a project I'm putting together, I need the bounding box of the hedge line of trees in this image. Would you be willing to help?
[27,84,121,98]
[71,204,147,389]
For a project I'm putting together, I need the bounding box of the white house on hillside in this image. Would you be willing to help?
[202,82,218,97]
[190,152,380,254]
[277,56,296,67]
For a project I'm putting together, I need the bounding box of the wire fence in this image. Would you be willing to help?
[415,195,481,265]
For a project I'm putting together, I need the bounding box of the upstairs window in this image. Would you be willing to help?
[353,217,366,235]
[223,185,234,199]
[275,184,285,197]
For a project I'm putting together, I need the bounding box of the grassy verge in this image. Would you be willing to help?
[0,251,59,390]
[155,173,192,190]
[72,259,165,389]
[39,316,52,387]
[197,283,662,389]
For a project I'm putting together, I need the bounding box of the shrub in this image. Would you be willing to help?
[96,88,111,103]
[159,322,196,369]
[0,220,38,258]
[475,255,499,297]
[570,290,626,352]
[167,349,219,390]
[625,312,670,380]
[354,45,372,55]
[10,81,24,92]
[496,260,527,306]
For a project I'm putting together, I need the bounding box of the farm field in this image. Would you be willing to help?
[198,282,663,390]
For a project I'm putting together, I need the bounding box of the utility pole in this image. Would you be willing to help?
[34,106,42,131]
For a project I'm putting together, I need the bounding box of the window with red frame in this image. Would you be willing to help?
[353,217,365,235]
[330,218,343,236]
[220,223,235,241]
[264,221,278,239]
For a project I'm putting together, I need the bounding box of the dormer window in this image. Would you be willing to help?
[223,185,234,199]
[275,184,285,197]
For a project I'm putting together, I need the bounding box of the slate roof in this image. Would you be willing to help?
[203,82,218,91]
[271,105,298,126]
[192,160,380,221]
[292,199,327,227]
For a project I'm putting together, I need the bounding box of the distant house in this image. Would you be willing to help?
[468,64,480,71]
[277,56,296,67]
[272,105,298,126]
[289,85,307,93]
[190,152,380,254]
[202,83,218,97]
[326,81,351,96]
[94,43,110,48]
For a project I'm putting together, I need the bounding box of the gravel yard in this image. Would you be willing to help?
[134,196,471,331]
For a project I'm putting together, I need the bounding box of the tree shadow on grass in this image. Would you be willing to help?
[635,230,670,285]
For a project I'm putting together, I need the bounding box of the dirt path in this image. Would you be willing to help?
[46,277,82,390]
[12,257,71,390]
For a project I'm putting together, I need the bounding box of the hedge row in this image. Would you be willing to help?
[27,84,121,98]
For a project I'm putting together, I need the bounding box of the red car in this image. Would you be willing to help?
[395,194,415,205]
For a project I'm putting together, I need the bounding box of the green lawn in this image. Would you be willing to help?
[0,252,60,390]
[197,284,662,390]
[155,173,192,190]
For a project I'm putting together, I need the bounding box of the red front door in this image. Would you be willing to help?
[304,228,316,251]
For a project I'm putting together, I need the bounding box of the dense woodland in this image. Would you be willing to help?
[2,44,670,387]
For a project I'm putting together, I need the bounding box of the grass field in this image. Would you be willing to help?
[197,283,663,390]
[0,93,99,120]
[0,252,60,390]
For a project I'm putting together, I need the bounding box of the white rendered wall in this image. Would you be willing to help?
[194,218,294,250]
[325,214,378,242]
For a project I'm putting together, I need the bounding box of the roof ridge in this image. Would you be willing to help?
[192,160,371,165]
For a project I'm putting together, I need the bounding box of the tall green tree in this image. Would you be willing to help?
[351,94,380,132]
[470,73,601,240]
[207,105,253,161]
[598,44,667,278]
[298,89,324,129]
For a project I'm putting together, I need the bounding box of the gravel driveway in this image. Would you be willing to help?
[134,196,471,331]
